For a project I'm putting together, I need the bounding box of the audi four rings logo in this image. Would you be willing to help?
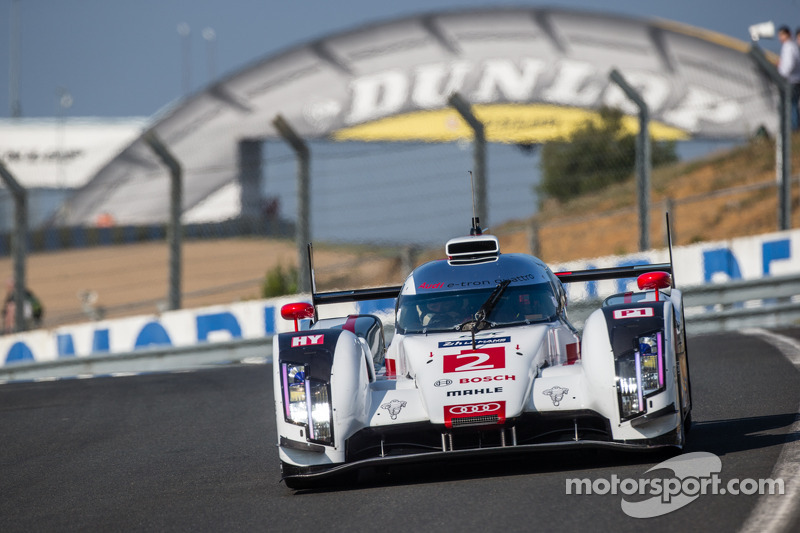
[434,379,453,387]
[447,403,502,415]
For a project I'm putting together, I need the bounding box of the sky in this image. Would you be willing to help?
[2,0,800,119]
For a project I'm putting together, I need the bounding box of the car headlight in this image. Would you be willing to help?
[616,331,665,421]
[281,363,334,445]
[638,332,664,395]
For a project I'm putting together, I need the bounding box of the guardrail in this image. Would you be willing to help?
[682,273,800,333]
[0,337,272,382]
[3,273,799,383]
[567,272,800,334]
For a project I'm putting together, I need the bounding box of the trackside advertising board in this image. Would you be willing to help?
[1,228,798,368]
[552,228,798,302]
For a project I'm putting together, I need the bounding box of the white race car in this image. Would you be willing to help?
[273,223,692,488]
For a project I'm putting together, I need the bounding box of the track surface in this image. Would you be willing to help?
[1,329,799,532]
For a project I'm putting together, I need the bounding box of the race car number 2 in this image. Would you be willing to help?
[443,346,505,373]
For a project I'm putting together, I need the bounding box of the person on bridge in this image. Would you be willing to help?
[778,25,800,130]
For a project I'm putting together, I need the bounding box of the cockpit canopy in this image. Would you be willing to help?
[395,252,565,334]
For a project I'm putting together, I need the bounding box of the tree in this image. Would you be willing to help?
[538,107,678,203]
[261,264,298,297]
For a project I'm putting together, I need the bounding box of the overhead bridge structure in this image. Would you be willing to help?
[54,7,779,228]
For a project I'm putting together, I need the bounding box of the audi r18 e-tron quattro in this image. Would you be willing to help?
[273,221,692,488]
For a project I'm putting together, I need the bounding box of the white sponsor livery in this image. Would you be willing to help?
[273,225,692,488]
[613,308,655,319]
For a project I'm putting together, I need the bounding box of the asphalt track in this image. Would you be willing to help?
[1,329,799,532]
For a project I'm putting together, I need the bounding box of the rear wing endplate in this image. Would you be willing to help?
[555,213,677,287]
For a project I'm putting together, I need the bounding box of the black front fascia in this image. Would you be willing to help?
[278,330,344,381]
[602,303,665,358]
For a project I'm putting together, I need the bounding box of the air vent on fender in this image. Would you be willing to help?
[446,235,500,265]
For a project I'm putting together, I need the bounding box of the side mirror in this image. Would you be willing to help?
[637,271,672,301]
[281,302,315,332]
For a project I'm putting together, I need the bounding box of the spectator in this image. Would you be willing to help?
[2,280,44,333]
[778,25,800,130]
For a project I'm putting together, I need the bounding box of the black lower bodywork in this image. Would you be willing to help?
[280,409,682,487]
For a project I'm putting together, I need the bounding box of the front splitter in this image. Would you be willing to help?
[281,436,680,484]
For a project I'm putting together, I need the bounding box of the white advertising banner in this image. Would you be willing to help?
[1,228,798,368]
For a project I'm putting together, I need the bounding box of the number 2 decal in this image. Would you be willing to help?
[443,346,505,373]
[454,352,494,371]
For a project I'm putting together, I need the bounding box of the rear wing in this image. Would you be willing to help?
[305,214,677,314]
[554,262,672,284]
[312,285,402,306]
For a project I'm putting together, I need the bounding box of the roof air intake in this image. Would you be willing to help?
[446,235,500,265]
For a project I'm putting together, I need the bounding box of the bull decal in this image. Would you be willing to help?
[543,386,569,407]
[381,399,407,420]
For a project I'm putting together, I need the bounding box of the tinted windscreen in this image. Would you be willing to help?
[396,282,558,334]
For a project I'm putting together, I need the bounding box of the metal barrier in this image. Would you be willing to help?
[567,273,800,334]
[0,337,272,382]
[3,274,799,383]
[682,273,800,333]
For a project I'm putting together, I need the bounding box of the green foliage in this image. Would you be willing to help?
[261,264,298,298]
[538,107,678,203]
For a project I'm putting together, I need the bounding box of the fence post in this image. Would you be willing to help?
[143,132,182,311]
[272,115,311,293]
[448,92,487,228]
[401,245,417,277]
[609,69,650,251]
[528,218,540,257]
[238,140,263,234]
[749,44,792,231]
[0,160,27,332]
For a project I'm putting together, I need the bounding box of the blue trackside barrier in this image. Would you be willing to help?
[43,228,60,251]
[148,225,164,240]
[122,225,135,243]
[71,226,87,248]
[97,227,112,246]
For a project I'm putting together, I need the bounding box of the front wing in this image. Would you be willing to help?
[281,431,680,483]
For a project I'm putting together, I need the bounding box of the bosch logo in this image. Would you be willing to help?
[447,403,501,415]
[459,375,515,383]
[434,379,453,387]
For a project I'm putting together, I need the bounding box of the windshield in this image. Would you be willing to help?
[396,281,558,334]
